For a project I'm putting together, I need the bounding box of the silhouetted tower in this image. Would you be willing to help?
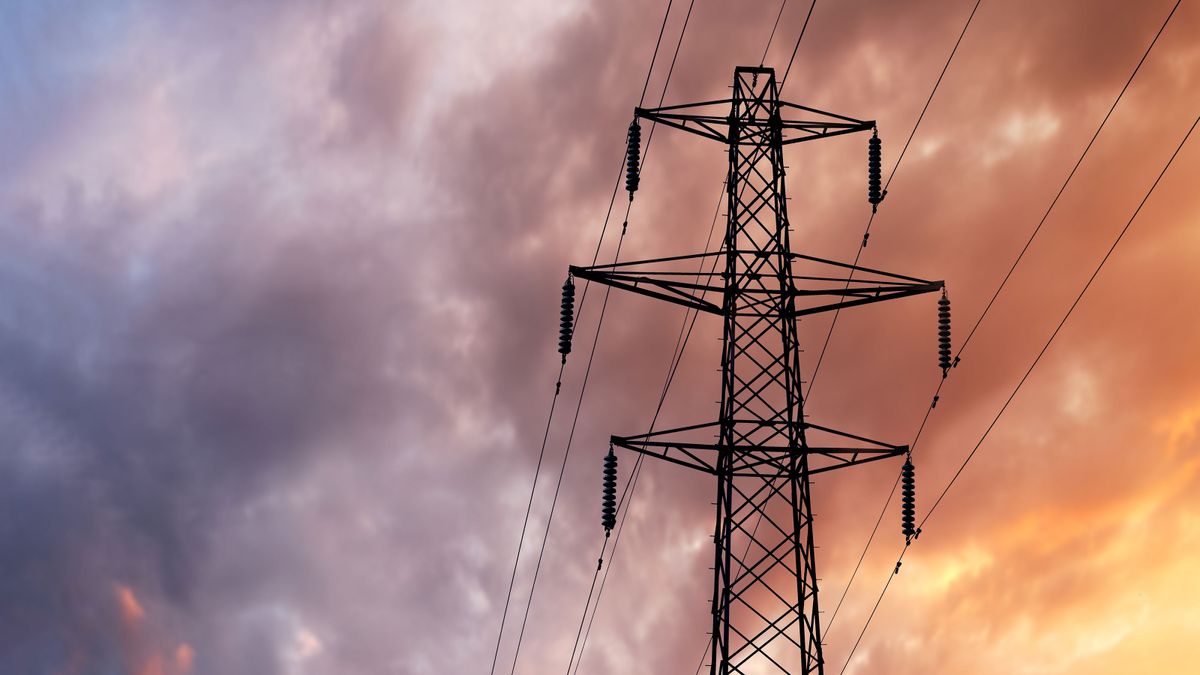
[566,67,944,674]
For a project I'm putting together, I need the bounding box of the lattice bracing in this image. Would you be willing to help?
[572,66,942,675]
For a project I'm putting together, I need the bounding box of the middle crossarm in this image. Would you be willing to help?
[569,251,943,318]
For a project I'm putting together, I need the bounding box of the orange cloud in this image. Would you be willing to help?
[115,584,145,624]
[835,397,1200,674]
[174,644,195,674]
[112,584,194,675]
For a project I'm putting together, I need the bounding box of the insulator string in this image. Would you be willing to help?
[937,291,952,376]
[602,447,618,534]
[901,456,916,541]
[626,120,642,197]
[868,129,883,212]
[559,276,576,361]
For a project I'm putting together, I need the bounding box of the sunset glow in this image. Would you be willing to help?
[2,0,1199,673]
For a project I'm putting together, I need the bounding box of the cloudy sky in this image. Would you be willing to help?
[2,0,1199,673]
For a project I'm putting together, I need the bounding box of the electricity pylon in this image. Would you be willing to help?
[568,66,943,674]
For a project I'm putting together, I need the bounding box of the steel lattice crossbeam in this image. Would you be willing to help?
[573,66,942,674]
[570,251,941,318]
[611,420,907,478]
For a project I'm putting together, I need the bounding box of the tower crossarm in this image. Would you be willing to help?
[634,85,874,146]
[611,420,907,478]
[569,252,943,318]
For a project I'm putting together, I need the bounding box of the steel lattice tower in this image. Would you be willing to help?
[570,67,942,674]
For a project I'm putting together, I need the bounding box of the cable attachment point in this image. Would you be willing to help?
[625,118,642,197]
[937,289,952,377]
[602,445,618,534]
[558,276,575,361]
[901,455,917,543]
[868,128,885,213]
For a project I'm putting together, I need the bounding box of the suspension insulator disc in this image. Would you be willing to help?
[868,132,884,211]
[559,277,575,357]
[625,120,642,196]
[902,459,917,539]
[937,293,952,374]
[602,449,618,532]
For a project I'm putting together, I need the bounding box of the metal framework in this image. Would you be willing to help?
[572,67,942,674]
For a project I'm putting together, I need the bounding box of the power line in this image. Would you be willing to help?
[839,108,1199,675]
[822,0,1182,636]
[567,184,723,675]
[561,3,711,671]
[487,159,624,672]
[780,0,817,89]
[571,216,721,675]
[638,0,678,106]
[570,185,723,675]
[507,229,629,675]
[760,0,789,67]
[487,1,677,673]
[504,1,700,672]
[805,0,983,401]
[925,118,1198,535]
[953,0,1181,359]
